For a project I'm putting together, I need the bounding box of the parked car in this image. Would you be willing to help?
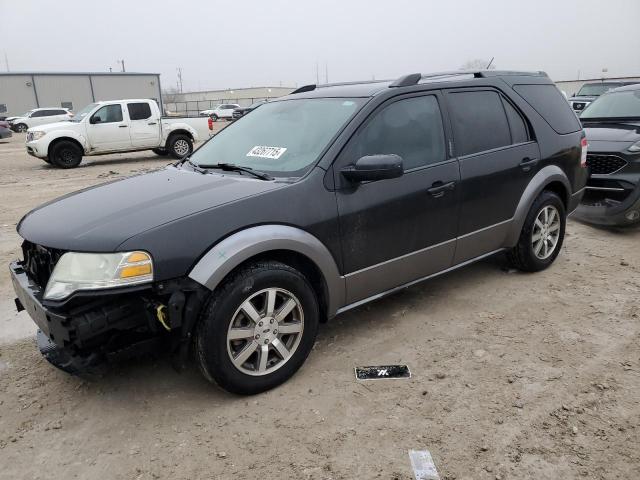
[232,100,268,120]
[569,81,639,113]
[199,104,240,121]
[10,70,587,394]
[0,120,12,139]
[574,84,640,227]
[9,108,72,132]
[24,99,214,168]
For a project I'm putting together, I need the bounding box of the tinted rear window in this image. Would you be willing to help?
[127,102,152,120]
[513,84,581,135]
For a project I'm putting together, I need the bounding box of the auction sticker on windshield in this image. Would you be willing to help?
[247,146,287,159]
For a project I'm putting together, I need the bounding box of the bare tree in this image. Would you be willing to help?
[162,86,180,103]
[460,59,496,70]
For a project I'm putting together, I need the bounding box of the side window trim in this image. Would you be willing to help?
[334,90,452,175]
[499,94,534,144]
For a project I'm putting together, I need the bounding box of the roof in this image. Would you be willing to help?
[284,70,549,99]
[0,71,160,76]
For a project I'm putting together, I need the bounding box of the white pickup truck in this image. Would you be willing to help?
[25,99,213,168]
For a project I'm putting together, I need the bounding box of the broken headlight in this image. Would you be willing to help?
[44,251,153,300]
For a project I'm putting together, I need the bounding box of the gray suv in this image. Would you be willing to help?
[10,70,588,394]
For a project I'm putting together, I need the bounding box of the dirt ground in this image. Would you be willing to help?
[0,132,639,480]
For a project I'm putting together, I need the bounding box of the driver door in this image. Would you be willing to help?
[87,104,132,152]
[334,92,460,304]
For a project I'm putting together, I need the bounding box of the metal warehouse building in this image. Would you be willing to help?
[0,72,163,117]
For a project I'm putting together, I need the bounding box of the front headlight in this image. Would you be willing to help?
[628,140,640,153]
[44,251,153,300]
[29,131,47,141]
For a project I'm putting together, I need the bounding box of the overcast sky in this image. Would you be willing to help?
[1,0,639,92]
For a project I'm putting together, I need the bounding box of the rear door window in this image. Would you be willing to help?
[446,90,511,156]
[502,98,530,144]
[513,84,581,134]
[127,102,152,120]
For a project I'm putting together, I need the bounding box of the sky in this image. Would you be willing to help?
[1,0,639,92]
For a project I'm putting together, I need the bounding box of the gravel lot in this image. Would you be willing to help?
[0,132,639,480]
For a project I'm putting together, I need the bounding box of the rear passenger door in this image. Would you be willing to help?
[127,102,161,148]
[445,88,539,263]
[335,92,460,304]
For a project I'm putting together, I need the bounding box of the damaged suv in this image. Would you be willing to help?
[11,70,587,394]
[574,83,640,226]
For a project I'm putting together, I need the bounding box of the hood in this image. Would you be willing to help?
[18,165,284,252]
[31,121,76,133]
[583,121,640,142]
[571,96,597,102]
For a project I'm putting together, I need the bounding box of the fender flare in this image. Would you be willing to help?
[45,132,89,156]
[188,225,345,316]
[504,165,571,246]
[164,123,199,143]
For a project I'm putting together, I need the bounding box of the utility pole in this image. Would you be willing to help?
[325,62,328,84]
[316,62,319,85]
[176,67,183,93]
[3,52,9,72]
[119,59,126,72]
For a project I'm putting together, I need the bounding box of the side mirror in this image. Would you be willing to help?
[341,154,403,182]
[90,115,102,124]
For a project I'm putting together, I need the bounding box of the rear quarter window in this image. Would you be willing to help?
[513,84,581,135]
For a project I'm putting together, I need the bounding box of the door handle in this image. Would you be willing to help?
[148,122,157,125]
[427,181,456,198]
[520,157,539,172]
[118,125,128,128]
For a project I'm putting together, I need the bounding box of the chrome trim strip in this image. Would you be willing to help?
[343,237,456,278]
[337,249,505,315]
[586,186,626,192]
[456,218,512,240]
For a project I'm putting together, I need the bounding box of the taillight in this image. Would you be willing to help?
[580,136,588,168]
[208,117,213,131]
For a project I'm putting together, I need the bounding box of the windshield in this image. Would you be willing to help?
[71,103,98,122]
[190,98,365,177]
[580,90,640,119]
[576,84,617,97]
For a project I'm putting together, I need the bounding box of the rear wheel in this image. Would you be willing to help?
[507,190,566,272]
[195,261,319,395]
[15,123,28,133]
[50,140,82,169]
[167,134,192,159]
[211,114,219,122]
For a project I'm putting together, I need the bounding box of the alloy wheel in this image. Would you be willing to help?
[532,205,561,260]
[226,288,304,376]
[173,139,190,157]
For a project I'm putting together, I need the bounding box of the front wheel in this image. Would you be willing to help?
[167,134,193,159]
[211,114,219,122]
[195,261,319,395]
[507,190,566,272]
[15,123,28,133]
[50,140,82,168]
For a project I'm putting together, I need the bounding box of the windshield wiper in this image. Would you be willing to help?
[178,157,207,174]
[202,163,274,180]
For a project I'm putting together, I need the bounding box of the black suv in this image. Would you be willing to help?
[574,83,640,226]
[10,70,588,394]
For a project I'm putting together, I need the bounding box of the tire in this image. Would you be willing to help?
[50,140,83,169]
[15,123,28,133]
[195,261,319,395]
[167,134,193,159]
[42,157,52,164]
[507,190,566,272]
[152,148,169,156]
[211,114,219,122]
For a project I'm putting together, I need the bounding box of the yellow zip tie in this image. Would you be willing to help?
[156,304,170,331]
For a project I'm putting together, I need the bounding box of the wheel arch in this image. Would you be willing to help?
[47,136,85,159]
[188,225,345,319]
[165,127,196,145]
[505,165,571,247]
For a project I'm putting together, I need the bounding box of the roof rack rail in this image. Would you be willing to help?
[389,70,549,88]
[290,84,316,94]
